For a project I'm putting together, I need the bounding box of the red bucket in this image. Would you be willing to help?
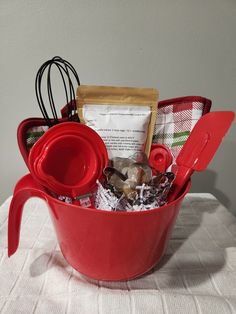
[8,173,190,281]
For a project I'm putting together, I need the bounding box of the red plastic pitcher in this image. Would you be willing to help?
[8,173,190,281]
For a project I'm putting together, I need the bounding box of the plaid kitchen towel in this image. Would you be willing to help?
[153,96,212,162]
[26,125,49,149]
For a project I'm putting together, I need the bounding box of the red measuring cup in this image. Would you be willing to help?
[28,122,108,198]
[36,134,100,197]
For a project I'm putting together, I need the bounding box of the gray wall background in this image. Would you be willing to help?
[0,0,235,213]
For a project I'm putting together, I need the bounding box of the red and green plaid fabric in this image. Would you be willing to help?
[153,96,211,162]
[26,125,49,150]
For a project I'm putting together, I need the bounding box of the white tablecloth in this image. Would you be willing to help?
[0,193,236,314]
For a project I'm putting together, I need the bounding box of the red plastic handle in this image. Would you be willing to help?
[168,166,193,202]
[8,174,48,257]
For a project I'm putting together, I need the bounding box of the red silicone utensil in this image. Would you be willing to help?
[168,111,235,202]
[149,144,172,173]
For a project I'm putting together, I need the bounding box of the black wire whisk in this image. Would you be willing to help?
[35,56,80,127]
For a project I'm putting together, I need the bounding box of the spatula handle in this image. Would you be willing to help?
[168,166,193,202]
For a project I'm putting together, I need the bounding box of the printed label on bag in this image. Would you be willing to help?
[83,104,151,159]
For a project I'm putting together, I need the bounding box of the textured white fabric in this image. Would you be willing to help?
[0,194,236,314]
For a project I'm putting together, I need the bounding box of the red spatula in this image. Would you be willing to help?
[168,111,235,202]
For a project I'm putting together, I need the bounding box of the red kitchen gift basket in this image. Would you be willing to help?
[8,56,233,281]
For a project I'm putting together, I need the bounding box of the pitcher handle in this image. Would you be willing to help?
[8,174,48,257]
